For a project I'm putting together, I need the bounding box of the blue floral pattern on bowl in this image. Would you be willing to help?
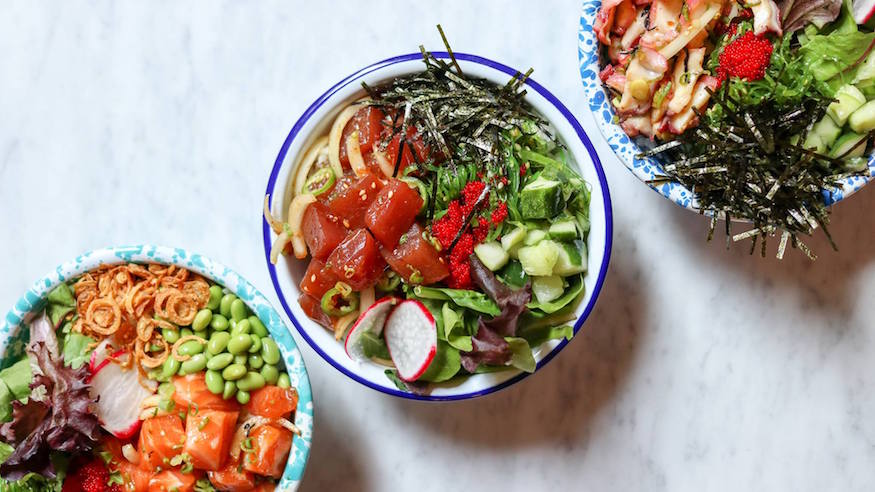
[0,245,312,491]
[577,0,875,210]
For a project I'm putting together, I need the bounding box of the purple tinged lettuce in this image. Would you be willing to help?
[0,311,100,480]
[778,0,841,33]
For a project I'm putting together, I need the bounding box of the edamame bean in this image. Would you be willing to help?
[222,381,237,400]
[236,390,250,405]
[231,319,250,336]
[248,316,268,337]
[180,328,194,338]
[228,334,252,354]
[207,332,231,354]
[237,372,266,392]
[162,328,180,344]
[181,354,207,373]
[158,382,175,398]
[177,340,204,357]
[210,314,229,332]
[277,373,291,389]
[230,299,248,322]
[248,335,262,354]
[220,294,237,318]
[148,368,168,383]
[248,354,264,369]
[205,370,225,395]
[206,353,234,371]
[207,285,223,310]
[222,364,247,381]
[260,364,279,385]
[234,355,248,365]
[261,338,281,365]
[192,309,213,331]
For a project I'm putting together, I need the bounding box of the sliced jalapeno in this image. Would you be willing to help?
[320,284,359,316]
[375,270,401,292]
[304,167,336,196]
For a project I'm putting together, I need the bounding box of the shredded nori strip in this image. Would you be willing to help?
[648,89,869,259]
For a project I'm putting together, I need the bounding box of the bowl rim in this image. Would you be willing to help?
[0,245,312,490]
[577,0,875,211]
[263,51,613,401]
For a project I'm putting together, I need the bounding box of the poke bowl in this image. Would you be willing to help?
[578,0,875,245]
[0,245,312,491]
[263,49,613,401]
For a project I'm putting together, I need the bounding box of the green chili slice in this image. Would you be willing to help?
[303,167,336,196]
[320,286,360,316]
[376,271,401,292]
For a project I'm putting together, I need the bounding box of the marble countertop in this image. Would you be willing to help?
[2,1,875,490]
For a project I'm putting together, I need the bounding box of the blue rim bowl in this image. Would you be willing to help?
[263,52,613,401]
[578,0,875,211]
[0,245,313,491]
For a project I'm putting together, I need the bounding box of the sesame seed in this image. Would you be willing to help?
[310,274,316,282]
[388,190,394,199]
[361,194,367,201]
[371,182,376,189]
[342,219,350,227]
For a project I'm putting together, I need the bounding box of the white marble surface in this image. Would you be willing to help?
[2,1,875,490]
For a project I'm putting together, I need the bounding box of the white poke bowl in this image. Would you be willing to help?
[0,245,313,490]
[263,52,613,401]
[577,0,875,210]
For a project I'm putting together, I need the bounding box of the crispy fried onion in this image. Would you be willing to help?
[171,335,207,362]
[230,416,302,460]
[72,263,210,375]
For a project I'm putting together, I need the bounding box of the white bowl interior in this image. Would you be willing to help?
[268,54,611,399]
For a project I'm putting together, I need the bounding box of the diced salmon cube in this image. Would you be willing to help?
[381,223,449,285]
[208,456,256,492]
[299,259,340,299]
[365,179,424,248]
[326,229,386,290]
[148,469,198,492]
[173,374,238,412]
[302,202,348,260]
[184,409,239,471]
[244,386,299,420]
[326,175,383,229]
[138,415,186,471]
[243,425,293,479]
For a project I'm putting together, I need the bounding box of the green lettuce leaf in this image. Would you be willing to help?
[0,443,65,492]
[60,333,94,370]
[419,341,462,383]
[505,337,536,373]
[411,286,500,316]
[45,285,76,328]
[517,324,574,348]
[441,303,472,352]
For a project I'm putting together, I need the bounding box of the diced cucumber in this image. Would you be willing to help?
[517,240,560,276]
[845,156,870,172]
[848,100,875,133]
[532,275,565,304]
[500,227,527,252]
[802,133,826,154]
[519,176,562,219]
[553,241,588,276]
[548,219,578,241]
[811,115,842,148]
[474,241,509,271]
[830,132,868,159]
[827,85,866,126]
[524,229,549,246]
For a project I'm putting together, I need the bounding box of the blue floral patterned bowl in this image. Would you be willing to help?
[578,0,875,211]
[0,245,313,491]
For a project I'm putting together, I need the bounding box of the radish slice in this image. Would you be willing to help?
[854,0,875,24]
[88,350,154,439]
[383,300,437,381]
[345,297,399,361]
[88,339,114,374]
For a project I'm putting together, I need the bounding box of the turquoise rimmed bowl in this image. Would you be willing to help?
[0,245,312,490]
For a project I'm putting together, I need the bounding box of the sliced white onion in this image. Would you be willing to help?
[287,194,317,259]
[292,136,330,198]
[360,286,375,313]
[269,231,291,265]
[229,416,300,459]
[122,443,140,464]
[334,311,358,341]
[328,105,361,176]
[345,132,368,177]
[263,195,284,235]
[372,148,395,178]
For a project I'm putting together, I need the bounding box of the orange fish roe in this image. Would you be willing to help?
[717,31,773,82]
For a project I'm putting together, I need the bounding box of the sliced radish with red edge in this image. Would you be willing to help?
[88,350,154,439]
[383,299,437,382]
[854,0,875,23]
[345,296,399,361]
